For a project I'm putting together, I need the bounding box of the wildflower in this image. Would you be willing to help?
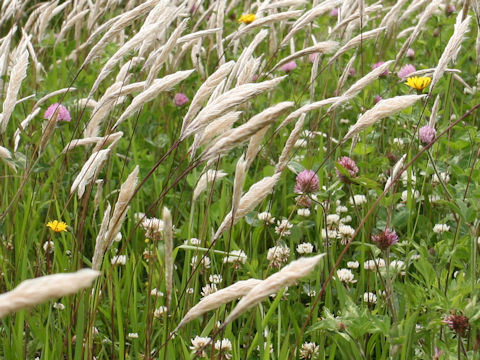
[135,213,164,240]
[405,76,431,91]
[433,224,450,233]
[191,255,211,270]
[46,220,68,233]
[347,261,359,269]
[321,229,338,242]
[443,313,470,336]
[363,292,377,304]
[371,228,398,251]
[238,13,256,24]
[53,302,65,310]
[364,258,386,270]
[258,211,275,224]
[154,306,167,318]
[209,274,223,284]
[326,214,340,226]
[296,242,314,254]
[349,194,367,205]
[300,342,320,359]
[127,333,139,339]
[275,219,293,237]
[184,237,201,246]
[215,339,232,360]
[432,172,450,185]
[372,62,388,76]
[297,208,311,217]
[337,268,356,283]
[173,92,189,106]
[43,241,55,253]
[279,61,297,73]
[348,68,356,76]
[397,64,416,79]
[150,288,164,297]
[330,8,339,17]
[390,260,406,274]
[406,48,415,59]
[336,156,359,181]
[111,255,127,265]
[434,347,443,360]
[267,245,290,268]
[419,125,436,144]
[44,103,71,122]
[374,95,382,104]
[338,224,355,245]
[295,170,319,194]
[190,336,211,357]
[309,53,319,63]
[445,4,455,15]
[201,283,218,298]
[296,195,312,207]
[223,250,247,268]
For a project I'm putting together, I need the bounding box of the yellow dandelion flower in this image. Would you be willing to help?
[46,220,68,233]
[238,13,256,24]
[405,76,432,92]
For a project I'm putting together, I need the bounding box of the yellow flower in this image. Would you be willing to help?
[46,220,68,233]
[238,13,256,24]
[405,76,432,91]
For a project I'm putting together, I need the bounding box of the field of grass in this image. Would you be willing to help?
[1,0,480,359]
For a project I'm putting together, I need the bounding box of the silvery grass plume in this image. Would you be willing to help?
[343,94,426,141]
[228,10,303,42]
[13,108,40,152]
[89,21,168,96]
[81,0,157,68]
[32,88,77,111]
[92,203,111,271]
[335,54,356,95]
[281,0,341,47]
[215,0,226,65]
[277,97,340,131]
[0,145,15,171]
[245,118,269,166]
[329,61,393,111]
[395,0,442,65]
[23,30,44,80]
[0,40,28,133]
[39,108,59,153]
[378,0,408,35]
[200,102,294,162]
[55,9,90,46]
[232,155,248,216]
[226,30,267,91]
[258,0,307,11]
[222,254,325,326]
[236,56,262,87]
[385,154,406,191]
[112,70,195,129]
[429,95,441,128]
[0,269,100,318]
[182,77,286,141]
[275,114,305,173]
[0,25,16,91]
[327,27,386,66]
[330,4,383,36]
[398,0,428,24]
[163,207,173,308]
[181,61,235,135]
[62,132,123,154]
[214,173,281,240]
[193,169,228,201]
[191,112,241,156]
[71,149,111,199]
[174,279,263,332]
[116,57,144,83]
[406,68,460,78]
[144,18,189,88]
[272,41,338,71]
[429,14,471,96]
[190,39,206,79]
[103,166,139,248]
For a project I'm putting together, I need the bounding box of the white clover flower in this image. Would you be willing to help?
[429,194,441,203]
[223,250,247,268]
[275,219,293,237]
[393,138,404,147]
[390,260,406,275]
[401,171,416,186]
[114,232,122,242]
[432,172,450,185]
[267,245,290,268]
[127,333,139,339]
[154,306,167,318]
[340,215,352,223]
[190,336,211,357]
[43,241,55,253]
[401,190,420,202]
[347,261,359,269]
[191,255,211,269]
[150,288,164,297]
[186,287,194,294]
[321,228,338,240]
[337,224,355,245]
[364,259,385,270]
[294,139,308,147]
[336,205,348,213]
[363,292,377,304]
[201,283,218,298]
[185,237,201,246]
[53,302,65,310]
[326,214,340,226]
[349,194,367,205]
[135,213,164,240]
[111,255,127,265]
[209,274,223,284]
[433,224,450,234]
[300,342,320,359]
[296,242,314,254]
[215,338,232,359]
[297,208,311,217]
[258,211,275,224]
[336,268,356,283]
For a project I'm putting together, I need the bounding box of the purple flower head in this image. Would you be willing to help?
[374,95,382,104]
[446,4,455,15]
[372,62,388,76]
[419,125,436,144]
[443,313,470,336]
[371,228,398,250]
[44,103,71,122]
[348,68,356,76]
[294,170,319,194]
[397,64,416,79]
[280,61,297,73]
[330,8,339,17]
[336,156,359,181]
[309,53,319,63]
[433,347,443,360]
[406,48,415,59]
[174,92,189,106]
